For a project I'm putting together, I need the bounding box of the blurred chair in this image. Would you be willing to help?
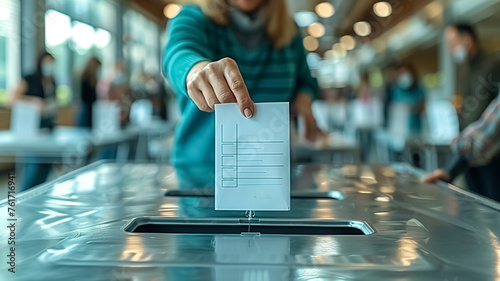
[130,99,153,126]
[346,98,383,162]
[387,102,412,140]
[311,100,347,132]
[375,103,411,163]
[92,101,120,134]
[10,100,41,138]
[91,101,125,161]
[422,100,459,170]
[348,98,383,128]
[10,101,49,191]
[425,100,459,144]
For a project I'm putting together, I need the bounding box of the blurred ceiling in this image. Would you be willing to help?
[128,0,167,24]
[128,0,500,56]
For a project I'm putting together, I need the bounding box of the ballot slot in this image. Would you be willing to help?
[123,217,373,235]
[164,189,344,200]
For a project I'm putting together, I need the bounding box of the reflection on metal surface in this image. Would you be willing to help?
[215,236,289,280]
[119,235,145,262]
[380,185,395,193]
[2,162,500,280]
[375,196,390,202]
[398,239,419,266]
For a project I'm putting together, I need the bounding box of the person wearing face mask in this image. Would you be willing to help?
[77,57,102,129]
[422,24,500,201]
[11,52,58,130]
[445,23,500,131]
[10,52,58,190]
[163,0,322,164]
[390,63,426,134]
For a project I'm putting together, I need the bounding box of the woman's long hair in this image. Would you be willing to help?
[81,57,102,88]
[197,0,296,48]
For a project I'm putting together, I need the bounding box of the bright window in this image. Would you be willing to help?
[124,10,160,85]
[45,0,117,105]
[0,0,20,106]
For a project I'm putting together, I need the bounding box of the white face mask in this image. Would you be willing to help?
[41,62,55,77]
[397,73,413,90]
[453,45,468,63]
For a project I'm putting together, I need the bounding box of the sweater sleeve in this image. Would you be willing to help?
[452,97,500,166]
[292,32,319,100]
[162,5,214,97]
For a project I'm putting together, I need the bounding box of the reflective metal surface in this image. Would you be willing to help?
[1,162,500,280]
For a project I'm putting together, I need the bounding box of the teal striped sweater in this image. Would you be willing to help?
[163,5,318,164]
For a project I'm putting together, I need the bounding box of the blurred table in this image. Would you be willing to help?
[292,133,361,164]
[0,126,136,162]
[0,126,136,189]
[125,120,176,160]
[375,129,453,171]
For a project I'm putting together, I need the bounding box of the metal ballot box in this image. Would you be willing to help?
[1,162,499,280]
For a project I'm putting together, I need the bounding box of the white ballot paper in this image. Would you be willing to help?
[215,102,290,211]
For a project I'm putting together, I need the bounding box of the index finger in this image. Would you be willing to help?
[222,60,255,118]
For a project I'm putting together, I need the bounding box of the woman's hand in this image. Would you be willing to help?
[186,57,255,118]
[294,93,324,142]
[422,169,451,184]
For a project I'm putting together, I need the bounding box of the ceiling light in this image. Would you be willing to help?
[315,2,335,18]
[308,22,325,38]
[425,2,443,19]
[164,4,181,19]
[340,35,356,50]
[323,50,335,60]
[303,36,319,51]
[331,44,346,58]
[332,43,344,51]
[373,2,392,18]
[354,21,371,37]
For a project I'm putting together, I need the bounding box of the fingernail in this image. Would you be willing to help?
[244,108,253,118]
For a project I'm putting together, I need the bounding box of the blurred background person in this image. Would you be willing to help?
[444,23,500,193]
[9,52,58,189]
[382,62,399,129]
[108,64,132,127]
[446,23,500,131]
[10,52,57,130]
[390,63,426,134]
[424,97,500,201]
[77,57,101,129]
[354,71,377,161]
[97,62,132,128]
[357,72,374,103]
[131,71,168,120]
